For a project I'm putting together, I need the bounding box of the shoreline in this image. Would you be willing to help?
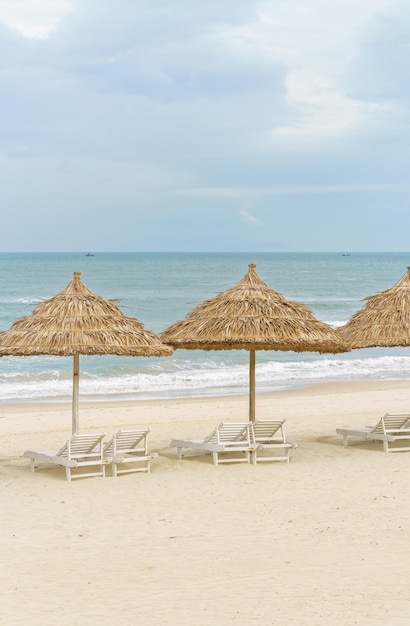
[1,377,409,415]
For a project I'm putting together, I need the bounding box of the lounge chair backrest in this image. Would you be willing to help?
[207,422,251,445]
[375,413,410,434]
[57,433,105,461]
[104,429,150,456]
[251,420,286,442]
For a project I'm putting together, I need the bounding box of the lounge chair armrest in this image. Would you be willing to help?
[170,439,219,450]
[386,428,410,434]
[336,428,372,438]
[258,441,297,450]
[366,433,396,442]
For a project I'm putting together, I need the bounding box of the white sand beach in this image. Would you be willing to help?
[1,380,410,625]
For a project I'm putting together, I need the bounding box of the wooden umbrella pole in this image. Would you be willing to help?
[249,349,256,422]
[72,353,80,435]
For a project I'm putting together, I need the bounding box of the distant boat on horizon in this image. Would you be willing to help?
[342,252,351,256]
[85,253,95,257]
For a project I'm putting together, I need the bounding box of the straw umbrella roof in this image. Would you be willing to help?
[161,264,350,422]
[0,272,173,435]
[337,266,410,348]
[0,272,173,357]
[161,263,350,354]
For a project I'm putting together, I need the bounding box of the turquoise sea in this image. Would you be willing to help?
[0,251,410,403]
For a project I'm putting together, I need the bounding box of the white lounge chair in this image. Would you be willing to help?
[171,422,257,465]
[250,419,297,463]
[336,412,410,453]
[103,429,157,477]
[23,432,107,481]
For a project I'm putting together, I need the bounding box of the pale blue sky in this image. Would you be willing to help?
[1,0,409,252]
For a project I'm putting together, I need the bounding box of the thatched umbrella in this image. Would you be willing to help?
[0,272,173,434]
[337,266,410,348]
[161,263,350,421]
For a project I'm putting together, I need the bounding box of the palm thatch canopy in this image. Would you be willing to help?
[161,264,350,421]
[161,263,350,353]
[338,266,410,348]
[0,272,173,434]
[0,271,173,357]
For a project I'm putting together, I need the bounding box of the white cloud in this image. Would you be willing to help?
[211,0,398,142]
[169,183,396,198]
[271,69,391,141]
[0,0,74,38]
[240,209,263,225]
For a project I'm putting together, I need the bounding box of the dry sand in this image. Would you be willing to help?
[1,380,410,625]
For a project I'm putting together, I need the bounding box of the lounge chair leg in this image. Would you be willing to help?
[212,452,218,466]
